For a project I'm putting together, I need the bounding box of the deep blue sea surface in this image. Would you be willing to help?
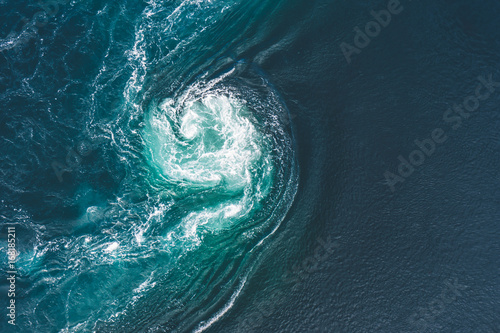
[1,0,499,332]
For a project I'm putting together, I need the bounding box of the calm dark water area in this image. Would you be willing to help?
[0,0,499,332]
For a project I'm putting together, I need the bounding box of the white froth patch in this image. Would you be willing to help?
[144,83,278,244]
[147,93,262,191]
[224,204,242,218]
[135,229,145,245]
[104,242,119,253]
[180,109,201,139]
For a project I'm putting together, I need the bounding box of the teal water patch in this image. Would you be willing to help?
[88,69,298,332]
[2,0,299,331]
[143,79,274,241]
[13,71,297,332]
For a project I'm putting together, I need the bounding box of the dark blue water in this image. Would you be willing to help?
[1,0,499,332]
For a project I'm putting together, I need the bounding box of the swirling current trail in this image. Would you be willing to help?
[3,0,299,331]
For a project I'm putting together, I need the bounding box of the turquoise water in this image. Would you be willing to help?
[3,0,500,332]
[0,0,300,331]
